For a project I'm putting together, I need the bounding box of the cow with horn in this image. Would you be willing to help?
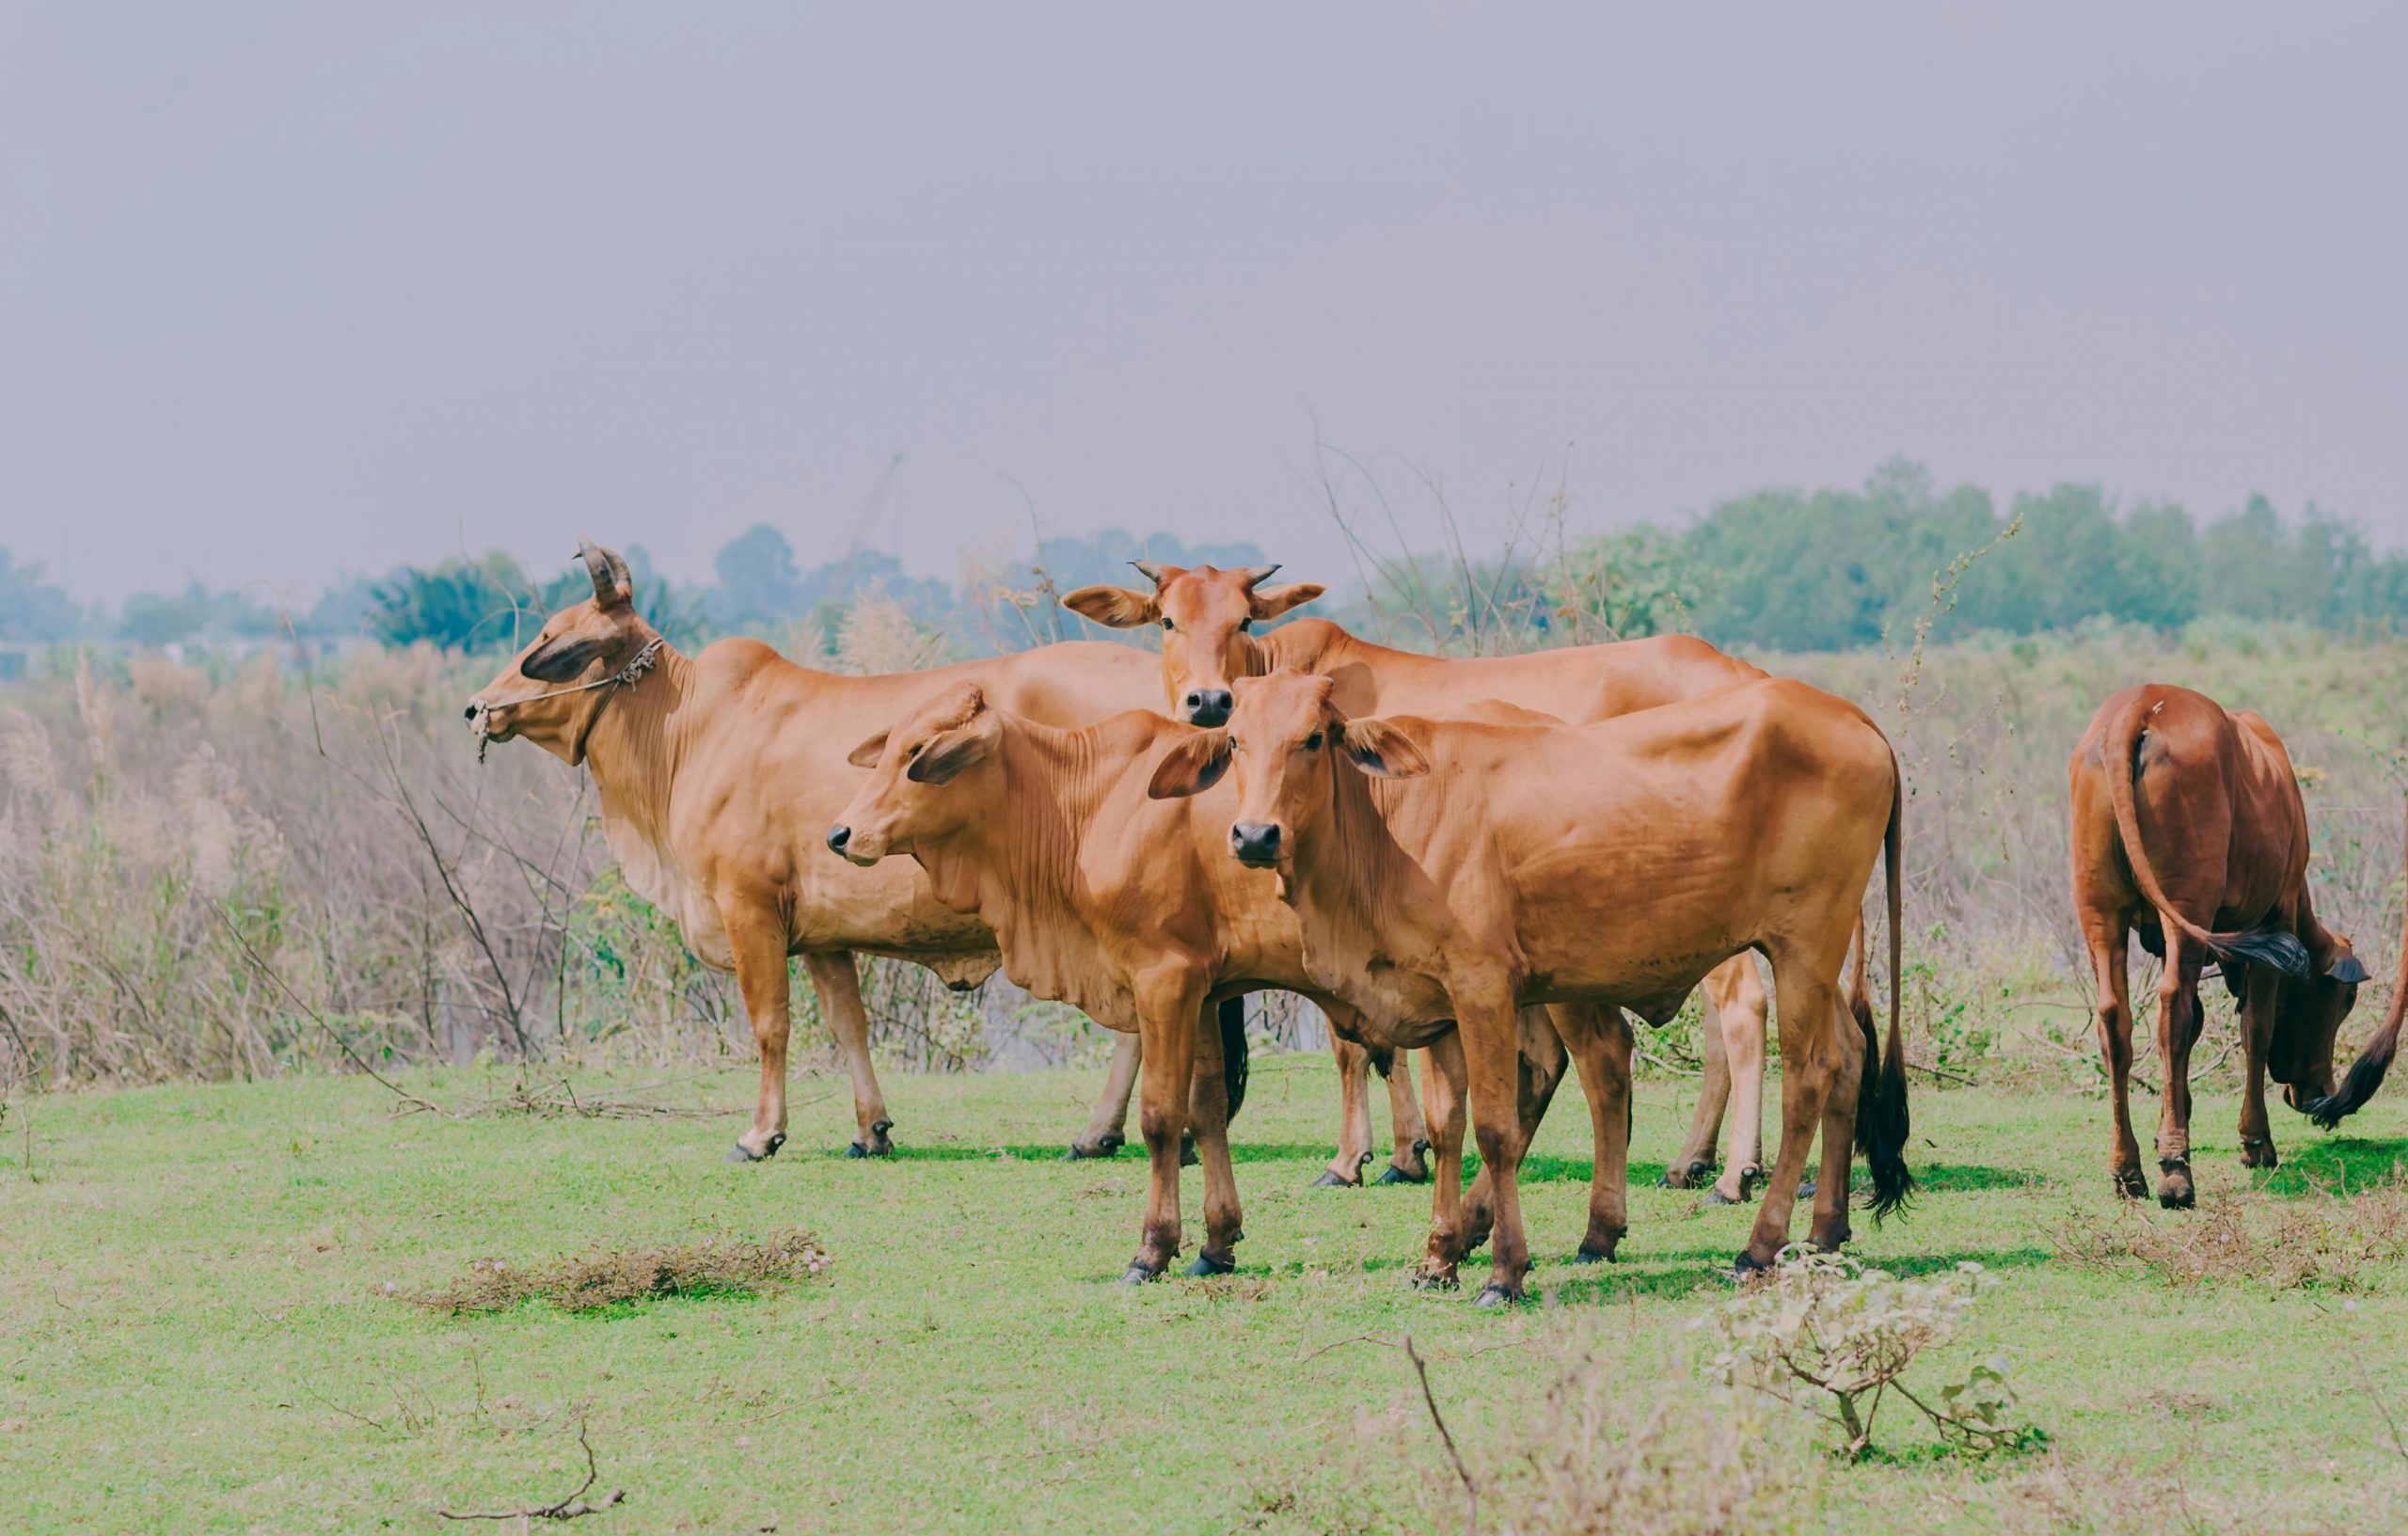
[1060,558,1847,1206]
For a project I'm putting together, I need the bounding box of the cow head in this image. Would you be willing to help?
[827,684,1001,866]
[1149,670,1427,871]
[1060,562,1323,726]
[465,537,652,766]
[2268,925,2369,1110]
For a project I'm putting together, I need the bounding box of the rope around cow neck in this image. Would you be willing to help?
[471,634,667,763]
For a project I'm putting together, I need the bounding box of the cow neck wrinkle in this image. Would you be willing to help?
[1309,752,1417,958]
[578,640,692,852]
[926,716,1118,1006]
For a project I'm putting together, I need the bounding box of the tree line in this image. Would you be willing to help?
[6,460,2403,656]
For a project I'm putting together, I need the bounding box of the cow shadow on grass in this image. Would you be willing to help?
[1541,1243,2055,1306]
[2257,1134,2408,1196]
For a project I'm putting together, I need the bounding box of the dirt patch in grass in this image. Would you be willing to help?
[2050,1179,2408,1291]
[390,1228,832,1314]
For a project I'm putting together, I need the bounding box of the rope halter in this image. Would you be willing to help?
[470,634,667,763]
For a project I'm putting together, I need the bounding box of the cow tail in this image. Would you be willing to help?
[2309,794,2408,1128]
[2104,694,2313,978]
[1218,997,1251,1123]
[1858,750,1915,1225]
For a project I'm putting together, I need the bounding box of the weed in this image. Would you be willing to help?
[396,1229,832,1314]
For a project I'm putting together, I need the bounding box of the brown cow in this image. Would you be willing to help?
[826,688,1633,1285]
[1063,561,1788,1202]
[467,539,1177,1162]
[2067,684,2396,1208]
[1154,670,1912,1298]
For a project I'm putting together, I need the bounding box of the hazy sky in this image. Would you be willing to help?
[4,3,2402,606]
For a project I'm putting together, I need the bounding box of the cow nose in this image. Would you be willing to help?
[825,825,852,854]
[1230,822,1282,864]
[463,704,480,721]
[1186,689,1234,727]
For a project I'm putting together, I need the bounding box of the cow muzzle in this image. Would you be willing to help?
[826,823,884,866]
[1230,821,1283,867]
[1182,689,1234,727]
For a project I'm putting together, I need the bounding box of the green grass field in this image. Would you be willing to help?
[6,1058,2408,1533]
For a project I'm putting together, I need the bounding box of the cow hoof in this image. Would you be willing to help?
[1066,1132,1126,1161]
[1703,1186,1739,1206]
[2157,1178,2195,1211]
[1798,1180,1818,1199]
[2112,1167,2147,1200]
[1732,1250,1775,1281]
[2239,1138,2279,1170]
[1473,1282,1524,1308]
[1119,1262,1164,1287]
[843,1141,868,1160]
[724,1132,785,1164]
[1410,1266,1460,1292]
[1572,1244,1616,1265]
[1185,1252,1236,1277]
[1308,1169,1357,1189]
[1374,1163,1426,1186]
[1659,1159,1714,1190]
[1180,1133,1199,1168]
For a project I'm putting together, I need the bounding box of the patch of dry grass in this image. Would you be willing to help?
[2050,1175,2408,1291]
[393,1228,832,1314]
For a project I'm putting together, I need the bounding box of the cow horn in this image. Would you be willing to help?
[1129,561,1170,588]
[1237,563,1282,591]
[577,536,616,602]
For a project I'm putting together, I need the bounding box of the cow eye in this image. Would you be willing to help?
[1239,618,1253,632]
[1161,618,1176,632]
[1304,731,1323,752]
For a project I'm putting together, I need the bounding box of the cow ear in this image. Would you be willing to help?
[2328,953,2371,984]
[1247,582,1325,621]
[1061,585,1160,629]
[519,635,604,683]
[1148,731,1231,800]
[848,731,890,769]
[907,727,993,785]
[1339,717,1431,778]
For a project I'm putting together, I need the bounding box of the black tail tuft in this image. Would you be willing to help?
[1218,997,1251,1123]
[2309,1049,2396,1131]
[2216,927,2313,979]
[1853,986,1914,1225]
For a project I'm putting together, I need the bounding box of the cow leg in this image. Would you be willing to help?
[1667,958,1750,1189]
[1706,958,1769,1205]
[2237,965,2281,1170]
[1315,1034,1377,1187]
[1458,988,1539,1305]
[1552,1003,1634,1262]
[2084,919,2145,1198]
[2152,938,2205,1209]
[722,911,800,1163]
[1069,1032,1141,1159]
[1379,1048,1433,1183]
[799,951,893,1158]
[1414,1030,1471,1291]
[1123,974,1205,1282]
[1462,1006,1566,1257]
[1807,994,1868,1252]
[1185,1005,1244,1274]
[1737,955,1845,1274]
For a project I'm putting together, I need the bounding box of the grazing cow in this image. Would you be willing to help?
[2067,684,2394,1207]
[467,539,1171,1162]
[1062,561,1790,1202]
[1155,670,1911,1299]
[826,688,1632,1285]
